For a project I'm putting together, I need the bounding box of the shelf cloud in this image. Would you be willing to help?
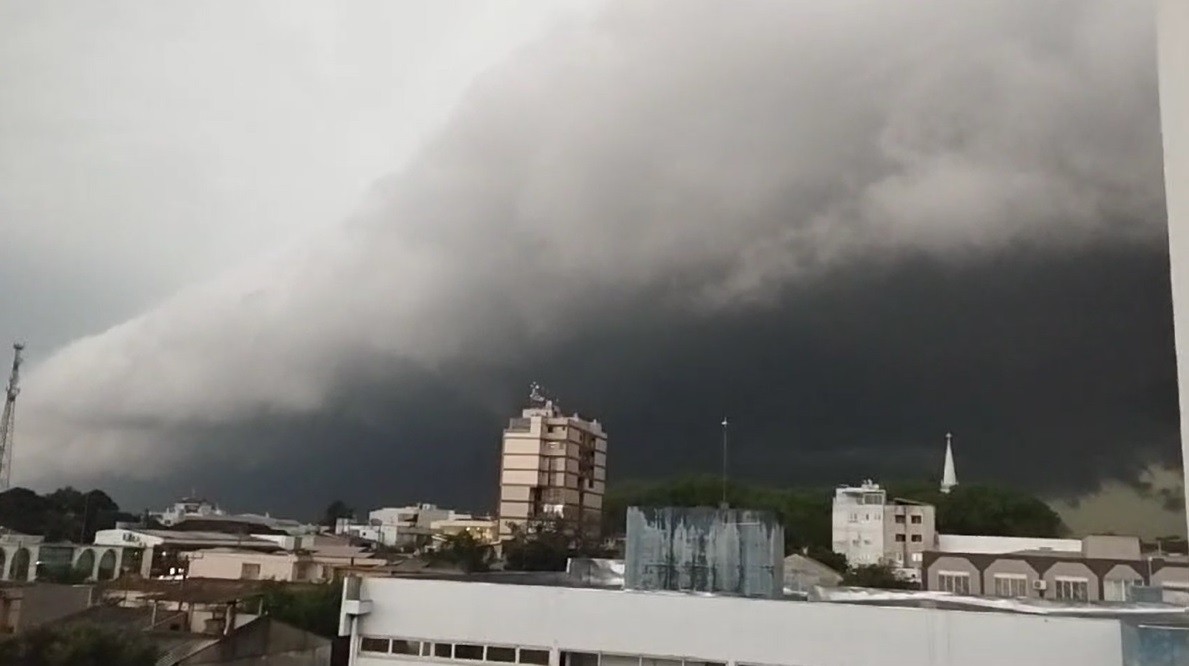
[11,0,1176,523]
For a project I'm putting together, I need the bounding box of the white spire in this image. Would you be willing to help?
[940,432,958,494]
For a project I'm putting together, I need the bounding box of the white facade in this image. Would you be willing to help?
[831,481,887,566]
[935,535,1082,555]
[340,576,1127,666]
[1159,0,1189,540]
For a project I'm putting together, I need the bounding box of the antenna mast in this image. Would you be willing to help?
[0,343,25,491]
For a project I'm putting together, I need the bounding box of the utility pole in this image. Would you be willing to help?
[720,417,729,510]
[0,343,25,491]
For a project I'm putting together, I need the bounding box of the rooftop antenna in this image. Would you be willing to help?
[0,342,25,491]
[720,417,729,509]
[940,432,958,494]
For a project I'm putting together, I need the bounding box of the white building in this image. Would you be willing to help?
[831,481,936,578]
[935,535,1082,556]
[338,574,1159,666]
[1161,0,1189,542]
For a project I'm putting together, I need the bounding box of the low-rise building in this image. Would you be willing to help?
[923,534,1189,601]
[93,528,282,579]
[1,532,139,582]
[151,497,318,536]
[831,481,935,579]
[337,573,1189,666]
[185,547,386,582]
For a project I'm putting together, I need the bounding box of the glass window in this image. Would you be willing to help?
[895,534,906,542]
[563,653,599,666]
[435,643,455,658]
[488,647,517,662]
[521,650,551,665]
[993,575,1028,598]
[392,640,421,655]
[910,515,922,524]
[937,572,970,595]
[1104,578,1136,602]
[1055,578,1089,601]
[361,637,390,653]
[456,644,485,660]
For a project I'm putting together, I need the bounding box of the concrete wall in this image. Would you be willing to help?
[347,577,1125,666]
[928,556,983,595]
[1159,0,1189,544]
[1121,623,1189,666]
[936,535,1080,555]
[624,507,784,598]
[186,551,299,581]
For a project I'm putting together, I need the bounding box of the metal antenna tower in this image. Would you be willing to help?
[0,343,25,491]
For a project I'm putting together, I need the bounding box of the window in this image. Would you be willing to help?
[1104,578,1136,602]
[1055,577,1089,601]
[435,643,455,658]
[361,637,391,653]
[487,647,517,663]
[910,534,922,543]
[456,645,485,660]
[562,652,599,666]
[895,534,906,542]
[993,574,1028,598]
[937,572,971,594]
[520,649,551,665]
[392,640,421,655]
[602,655,641,666]
[240,563,261,580]
[910,515,922,524]
[895,515,906,524]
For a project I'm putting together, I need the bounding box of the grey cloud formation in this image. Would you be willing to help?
[7,0,1176,524]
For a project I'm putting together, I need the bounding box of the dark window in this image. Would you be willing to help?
[488,647,517,662]
[520,650,550,665]
[456,644,485,660]
[361,637,390,653]
[910,515,922,524]
[895,534,906,542]
[435,643,454,658]
[911,534,922,542]
[894,515,906,524]
[391,640,420,655]
[563,652,600,666]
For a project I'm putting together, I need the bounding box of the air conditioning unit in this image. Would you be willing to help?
[1032,580,1047,591]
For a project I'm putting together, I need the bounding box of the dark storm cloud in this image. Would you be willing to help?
[101,239,1176,520]
[14,0,1174,520]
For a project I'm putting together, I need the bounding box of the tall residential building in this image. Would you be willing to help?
[831,480,936,580]
[497,385,607,540]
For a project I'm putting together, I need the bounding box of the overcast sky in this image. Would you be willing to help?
[0,0,1182,534]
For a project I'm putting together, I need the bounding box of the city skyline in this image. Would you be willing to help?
[0,0,1180,535]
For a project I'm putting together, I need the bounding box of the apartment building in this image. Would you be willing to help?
[497,385,607,540]
[831,481,935,579]
[923,535,1189,601]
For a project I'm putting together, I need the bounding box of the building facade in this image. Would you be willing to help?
[0,532,138,582]
[831,482,935,577]
[338,575,1143,666]
[923,535,1189,601]
[497,386,607,540]
[1159,0,1189,541]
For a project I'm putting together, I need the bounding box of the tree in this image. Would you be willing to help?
[605,476,1066,556]
[887,483,1066,538]
[0,487,134,543]
[258,581,342,638]
[320,500,354,529]
[0,623,159,665]
[430,532,494,573]
[841,563,917,590]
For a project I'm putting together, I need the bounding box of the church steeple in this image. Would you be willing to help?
[940,432,958,494]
